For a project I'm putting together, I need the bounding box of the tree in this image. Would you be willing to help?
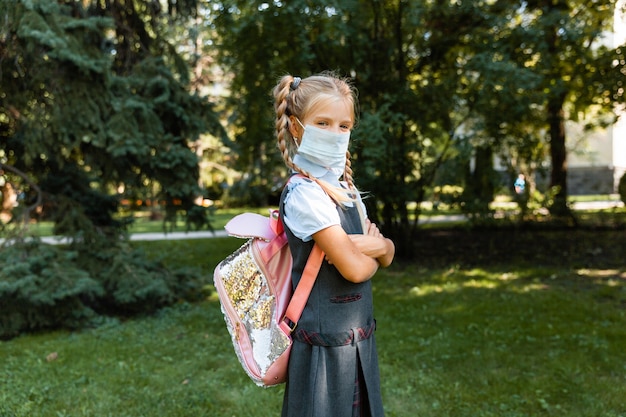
[502,0,626,217]
[209,1,485,253]
[208,0,626,253]
[0,0,225,334]
[211,0,343,205]
[0,0,224,234]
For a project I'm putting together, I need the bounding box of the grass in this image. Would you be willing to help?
[22,207,271,237]
[376,265,626,416]
[19,193,624,238]
[2,233,626,416]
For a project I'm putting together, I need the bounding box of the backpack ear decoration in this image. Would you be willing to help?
[290,77,301,90]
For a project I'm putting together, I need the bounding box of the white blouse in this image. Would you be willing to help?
[283,155,366,242]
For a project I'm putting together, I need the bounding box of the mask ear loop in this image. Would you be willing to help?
[292,118,305,149]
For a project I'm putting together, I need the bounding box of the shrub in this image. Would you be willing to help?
[0,238,203,339]
[77,242,202,315]
[0,241,103,339]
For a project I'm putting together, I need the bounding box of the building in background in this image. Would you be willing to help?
[568,1,626,195]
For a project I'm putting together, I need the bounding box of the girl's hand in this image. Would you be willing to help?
[327,221,382,264]
[314,224,380,283]
[349,219,395,268]
[364,219,381,238]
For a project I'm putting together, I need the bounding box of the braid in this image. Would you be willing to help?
[344,150,355,192]
[273,77,292,162]
[273,75,316,183]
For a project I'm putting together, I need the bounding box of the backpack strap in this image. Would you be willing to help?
[279,244,324,334]
[278,173,324,334]
[269,209,284,236]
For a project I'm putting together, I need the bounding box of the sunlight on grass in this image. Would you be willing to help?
[375,262,626,416]
[15,199,626,239]
[405,269,533,297]
[576,268,626,279]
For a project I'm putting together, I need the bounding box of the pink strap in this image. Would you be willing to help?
[269,209,284,236]
[259,232,288,263]
[280,244,324,334]
[277,173,322,334]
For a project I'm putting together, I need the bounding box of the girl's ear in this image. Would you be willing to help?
[288,115,301,139]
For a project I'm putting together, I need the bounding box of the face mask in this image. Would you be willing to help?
[295,120,350,173]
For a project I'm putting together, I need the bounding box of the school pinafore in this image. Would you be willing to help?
[280,187,384,417]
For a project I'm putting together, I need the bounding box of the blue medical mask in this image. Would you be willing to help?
[295,119,350,173]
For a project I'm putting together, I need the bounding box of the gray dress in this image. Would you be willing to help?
[280,185,384,417]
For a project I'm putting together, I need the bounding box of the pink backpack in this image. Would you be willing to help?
[213,209,323,387]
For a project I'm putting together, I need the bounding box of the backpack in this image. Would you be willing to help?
[213,208,323,387]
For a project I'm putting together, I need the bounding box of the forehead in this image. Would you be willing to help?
[306,97,353,122]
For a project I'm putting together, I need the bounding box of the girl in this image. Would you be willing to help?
[273,72,395,417]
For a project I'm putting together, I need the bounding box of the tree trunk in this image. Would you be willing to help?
[467,145,495,214]
[547,93,570,216]
[542,1,572,219]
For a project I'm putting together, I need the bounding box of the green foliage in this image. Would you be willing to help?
[76,243,190,315]
[183,204,215,232]
[432,185,464,210]
[40,163,126,235]
[207,0,626,248]
[0,1,224,334]
[0,241,102,339]
[0,236,204,339]
[211,1,317,201]
[1,0,224,236]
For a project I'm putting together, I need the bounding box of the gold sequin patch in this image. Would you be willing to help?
[217,238,297,383]
[220,241,274,329]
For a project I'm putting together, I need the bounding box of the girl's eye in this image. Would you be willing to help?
[340,124,351,130]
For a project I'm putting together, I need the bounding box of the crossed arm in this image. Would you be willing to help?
[312,219,395,284]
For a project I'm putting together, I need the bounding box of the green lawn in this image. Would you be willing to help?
[21,194,624,238]
[1,236,626,416]
[23,207,271,237]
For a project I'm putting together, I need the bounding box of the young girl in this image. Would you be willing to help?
[273,72,395,417]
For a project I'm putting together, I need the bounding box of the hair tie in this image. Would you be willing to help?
[290,77,301,91]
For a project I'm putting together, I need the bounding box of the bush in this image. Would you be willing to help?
[0,238,203,339]
[77,242,203,315]
[0,241,103,339]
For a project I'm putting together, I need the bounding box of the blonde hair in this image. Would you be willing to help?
[273,72,359,204]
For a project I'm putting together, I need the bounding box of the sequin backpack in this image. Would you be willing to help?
[213,208,324,387]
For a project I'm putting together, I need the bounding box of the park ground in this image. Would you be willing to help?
[1,198,625,416]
